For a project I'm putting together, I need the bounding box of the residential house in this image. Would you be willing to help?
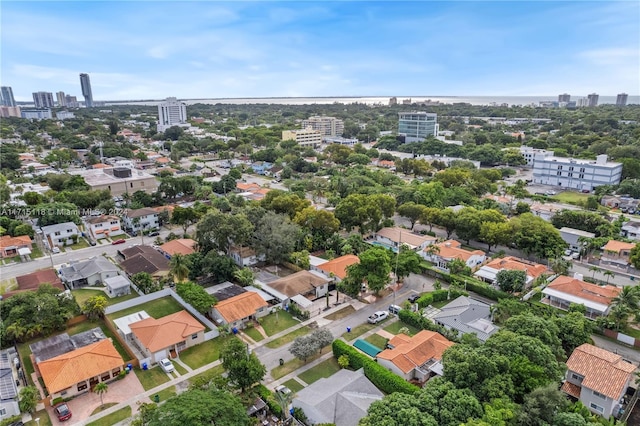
[10,269,64,297]
[262,270,330,308]
[118,245,170,278]
[529,202,562,221]
[205,282,247,302]
[59,256,121,288]
[36,339,124,401]
[86,215,123,241]
[601,240,636,267]
[371,227,437,252]
[422,240,485,272]
[41,222,80,248]
[0,349,20,421]
[230,245,264,267]
[562,344,635,419]
[159,238,196,258]
[542,274,621,319]
[129,310,205,363]
[475,256,549,287]
[312,254,360,282]
[559,227,594,252]
[122,208,159,233]
[292,368,384,426]
[104,275,132,297]
[210,292,269,330]
[377,330,454,383]
[432,296,499,342]
[0,235,32,258]
[622,221,640,241]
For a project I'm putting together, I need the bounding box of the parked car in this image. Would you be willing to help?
[408,294,421,303]
[54,403,72,421]
[112,239,126,245]
[52,247,61,254]
[388,305,401,315]
[89,240,97,246]
[368,311,389,324]
[148,231,160,237]
[275,385,292,396]
[159,358,174,374]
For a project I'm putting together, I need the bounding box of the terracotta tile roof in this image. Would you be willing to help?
[15,269,63,291]
[37,339,123,394]
[151,205,174,215]
[92,163,111,169]
[86,215,120,225]
[602,240,636,254]
[484,256,548,278]
[547,276,621,306]
[565,344,636,400]
[236,182,261,192]
[155,157,170,164]
[375,227,437,248]
[130,310,204,353]
[561,381,582,399]
[230,245,257,258]
[160,239,196,256]
[0,235,32,249]
[214,292,268,323]
[377,330,454,374]
[427,240,485,262]
[316,255,360,279]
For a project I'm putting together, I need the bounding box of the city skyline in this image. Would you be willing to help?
[1,1,638,101]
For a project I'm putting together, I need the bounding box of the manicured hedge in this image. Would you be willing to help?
[397,310,459,342]
[416,293,433,308]
[256,384,283,418]
[416,289,468,308]
[332,340,420,395]
[423,264,511,301]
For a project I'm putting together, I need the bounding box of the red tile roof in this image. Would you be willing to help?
[547,276,621,306]
[377,330,453,374]
[160,239,196,256]
[484,256,548,278]
[214,292,268,323]
[316,255,360,280]
[130,310,204,353]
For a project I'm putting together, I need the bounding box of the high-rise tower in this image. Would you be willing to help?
[32,92,55,108]
[157,97,188,132]
[587,93,599,107]
[616,93,628,106]
[558,93,571,103]
[1,86,16,107]
[80,73,93,108]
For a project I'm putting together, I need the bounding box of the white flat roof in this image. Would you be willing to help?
[113,310,150,335]
[291,294,313,309]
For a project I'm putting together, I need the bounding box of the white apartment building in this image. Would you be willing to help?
[301,116,344,137]
[122,208,159,232]
[517,145,553,166]
[21,109,52,120]
[532,154,622,191]
[157,97,188,132]
[282,129,323,148]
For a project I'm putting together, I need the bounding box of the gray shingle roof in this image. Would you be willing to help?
[60,257,119,282]
[432,296,499,341]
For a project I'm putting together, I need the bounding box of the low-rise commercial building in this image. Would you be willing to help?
[282,129,323,148]
[532,154,622,191]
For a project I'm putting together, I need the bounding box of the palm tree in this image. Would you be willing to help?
[233,268,255,287]
[589,265,601,279]
[169,253,190,282]
[611,286,640,312]
[603,270,615,284]
[94,382,108,408]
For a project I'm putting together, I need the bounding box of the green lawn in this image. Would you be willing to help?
[243,326,265,342]
[30,246,45,259]
[107,296,184,321]
[364,334,389,349]
[86,406,132,426]
[180,335,233,369]
[341,318,389,341]
[17,343,35,382]
[25,410,52,426]
[297,358,340,385]
[90,402,118,415]
[72,288,139,307]
[550,191,590,205]
[173,361,188,376]
[432,299,450,309]
[188,364,225,386]
[265,326,311,349]
[384,321,421,336]
[259,310,300,336]
[0,277,18,295]
[622,326,640,339]
[324,305,356,321]
[270,349,328,380]
[282,378,305,393]
[155,385,177,402]
[69,239,91,250]
[134,366,170,391]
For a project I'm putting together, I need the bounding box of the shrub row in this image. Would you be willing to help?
[423,265,511,301]
[416,288,468,308]
[332,340,420,395]
[397,310,459,342]
[256,384,283,418]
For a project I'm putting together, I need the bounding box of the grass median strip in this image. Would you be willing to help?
[134,367,170,391]
[265,326,311,349]
[282,378,305,393]
[341,319,389,341]
[324,305,356,321]
[87,406,132,426]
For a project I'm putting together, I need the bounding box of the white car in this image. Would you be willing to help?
[275,385,292,396]
[159,358,174,374]
[368,311,389,324]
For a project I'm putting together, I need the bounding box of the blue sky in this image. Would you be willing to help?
[1,1,638,101]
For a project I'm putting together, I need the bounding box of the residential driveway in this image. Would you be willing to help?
[47,372,147,426]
